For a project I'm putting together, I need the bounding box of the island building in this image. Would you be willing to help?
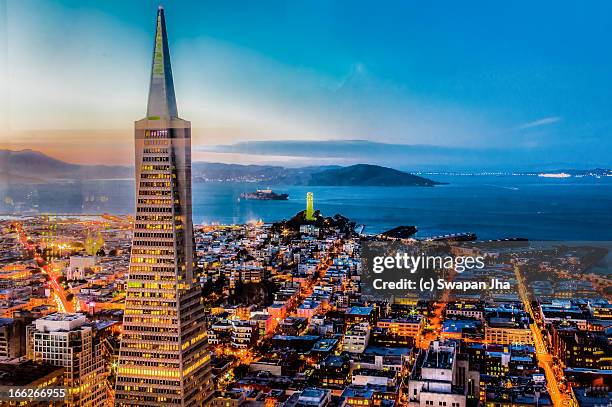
[114,6,213,406]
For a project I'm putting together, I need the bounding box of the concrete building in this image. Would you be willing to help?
[345,306,377,325]
[0,318,25,359]
[341,386,376,407]
[27,313,106,407]
[230,320,258,349]
[446,302,484,321]
[484,308,533,345]
[67,255,96,280]
[377,316,423,338]
[351,347,411,373]
[297,299,322,319]
[484,325,533,345]
[352,368,398,387]
[289,387,331,407]
[210,389,247,407]
[407,341,479,407]
[0,359,65,407]
[343,322,371,354]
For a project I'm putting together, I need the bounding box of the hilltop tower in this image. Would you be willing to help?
[114,7,213,406]
[306,192,315,220]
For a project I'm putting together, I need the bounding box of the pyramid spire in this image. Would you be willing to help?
[146,6,178,119]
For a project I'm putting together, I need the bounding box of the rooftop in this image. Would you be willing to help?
[353,368,396,378]
[38,313,86,322]
[298,387,329,403]
[574,387,612,407]
[311,338,338,352]
[364,346,411,356]
[442,319,479,333]
[320,355,349,368]
[34,313,88,332]
[423,350,453,369]
[341,386,375,399]
[0,318,17,327]
[0,361,63,386]
[347,306,374,316]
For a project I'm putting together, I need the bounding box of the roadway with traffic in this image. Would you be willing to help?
[513,263,574,407]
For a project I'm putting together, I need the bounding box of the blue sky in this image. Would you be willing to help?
[1,0,611,169]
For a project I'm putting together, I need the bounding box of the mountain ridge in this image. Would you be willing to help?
[308,164,439,186]
[0,149,439,187]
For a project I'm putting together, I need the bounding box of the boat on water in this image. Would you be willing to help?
[425,232,477,242]
[239,189,289,201]
[380,225,418,239]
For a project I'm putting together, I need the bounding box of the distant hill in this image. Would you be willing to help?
[308,164,440,186]
[0,149,132,182]
[0,149,440,186]
[192,162,341,184]
[193,163,439,186]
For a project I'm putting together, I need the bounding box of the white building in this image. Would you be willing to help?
[343,322,370,354]
[67,255,96,280]
[445,303,484,321]
[407,341,479,407]
[294,388,331,407]
[352,368,397,387]
[231,320,258,349]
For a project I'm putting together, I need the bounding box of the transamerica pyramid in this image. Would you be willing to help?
[114,6,213,406]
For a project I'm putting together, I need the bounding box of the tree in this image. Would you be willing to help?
[84,232,104,256]
[233,364,250,379]
[215,273,226,291]
[230,279,245,305]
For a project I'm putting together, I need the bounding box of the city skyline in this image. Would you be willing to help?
[1,1,612,169]
[0,4,610,407]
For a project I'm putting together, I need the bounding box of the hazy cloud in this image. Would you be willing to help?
[516,116,562,130]
[199,139,608,171]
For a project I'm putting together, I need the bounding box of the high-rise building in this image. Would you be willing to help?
[27,313,107,406]
[0,317,26,359]
[114,6,213,406]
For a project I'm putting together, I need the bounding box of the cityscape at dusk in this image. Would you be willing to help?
[0,2,611,407]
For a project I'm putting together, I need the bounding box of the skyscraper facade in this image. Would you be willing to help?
[114,7,213,406]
